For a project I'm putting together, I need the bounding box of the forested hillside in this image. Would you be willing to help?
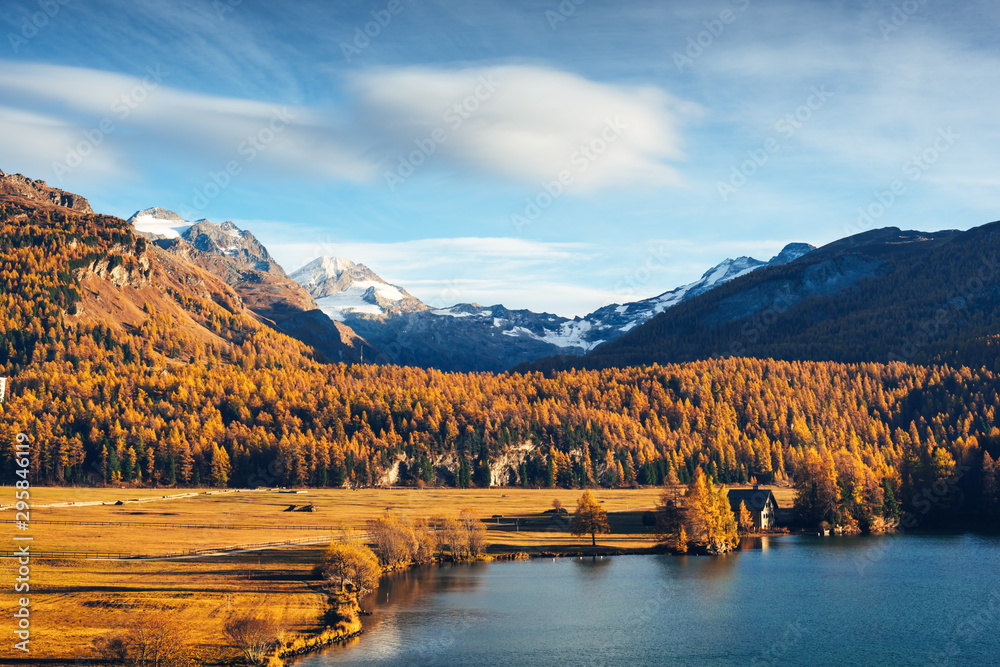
[2,192,1000,530]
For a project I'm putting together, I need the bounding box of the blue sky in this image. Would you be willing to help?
[1,0,998,316]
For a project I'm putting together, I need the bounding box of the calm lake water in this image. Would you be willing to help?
[298,534,1000,666]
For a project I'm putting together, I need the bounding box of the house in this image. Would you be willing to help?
[727,485,779,530]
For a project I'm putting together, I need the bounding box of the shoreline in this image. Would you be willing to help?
[286,532,794,662]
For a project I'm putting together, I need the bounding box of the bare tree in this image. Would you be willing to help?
[459,508,488,557]
[366,513,417,567]
[440,516,468,559]
[224,614,280,665]
[411,516,437,563]
[93,613,193,667]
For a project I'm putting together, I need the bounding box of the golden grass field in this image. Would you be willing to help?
[0,485,794,665]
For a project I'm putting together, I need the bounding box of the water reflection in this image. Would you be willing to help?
[365,563,484,609]
[572,555,613,573]
[297,536,1000,667]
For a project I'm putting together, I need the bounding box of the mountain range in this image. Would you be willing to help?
[276,233,811,371]
[6,169,1000,377]
[122,202,817,372]
[526,224,1000,373]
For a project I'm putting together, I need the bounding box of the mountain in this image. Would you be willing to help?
[129,210,375,363]
[0,168,92,213]
[342,303,598,372]
[529,224,1000,372]
[290,256,429,320]
[295,243,813,372]
[580,243,815,340]
[128,207,191,238]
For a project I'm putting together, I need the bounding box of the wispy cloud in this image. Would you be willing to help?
[350,64,700,191]
[0,61,372,186]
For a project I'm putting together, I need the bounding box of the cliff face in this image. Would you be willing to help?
[0,169,94,213]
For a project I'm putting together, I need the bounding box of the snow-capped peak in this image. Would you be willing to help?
[128,207,192,239]
[575,241,817,341]
[290,256,427,321]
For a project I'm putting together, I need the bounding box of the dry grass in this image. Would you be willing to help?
[0,485,793,664]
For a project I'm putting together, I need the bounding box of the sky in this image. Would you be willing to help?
[1,0,998,316]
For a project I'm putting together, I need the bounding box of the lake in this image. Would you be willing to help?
[297,534,1000,666]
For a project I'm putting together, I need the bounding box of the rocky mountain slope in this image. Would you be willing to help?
[0,169,93,213]
[580,243,815,340]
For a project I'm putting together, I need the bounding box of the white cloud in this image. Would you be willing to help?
[264,233,595,276]
[351,64,699,191]
[0,105,126,181]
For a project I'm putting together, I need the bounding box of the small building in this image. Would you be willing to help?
[0,377,6,404]
[727,486,779,530]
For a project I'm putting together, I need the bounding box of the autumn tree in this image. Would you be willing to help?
[459,508,488,557]
[737,500,755,534]
[367,513,417,567]
[793,447,840,526]
[440,516,468,559]
[570,490,610,546]
[210,444,231,488]
[683,467,738,554]
[321,541,381,598]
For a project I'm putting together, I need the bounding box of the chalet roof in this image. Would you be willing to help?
[727,488,777,513]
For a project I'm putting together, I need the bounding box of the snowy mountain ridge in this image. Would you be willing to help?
[290,256,429,321]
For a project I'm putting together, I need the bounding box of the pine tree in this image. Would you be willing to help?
[211,444,231,488]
